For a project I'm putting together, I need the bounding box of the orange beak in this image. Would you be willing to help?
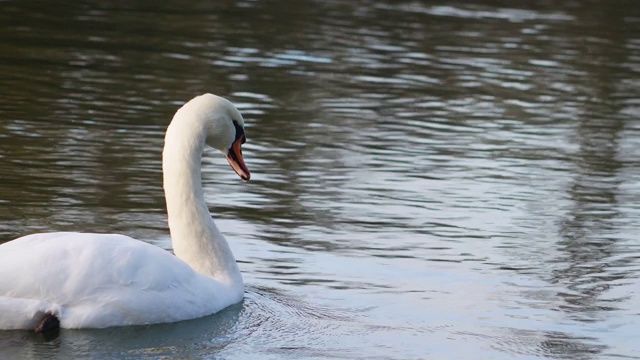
[226,137,250,181]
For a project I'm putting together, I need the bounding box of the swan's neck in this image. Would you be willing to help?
[162,117,242,287]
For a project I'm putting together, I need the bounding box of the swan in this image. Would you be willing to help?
[0,93,250,331]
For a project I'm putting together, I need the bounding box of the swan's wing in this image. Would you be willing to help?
[0,232,224,329]
[0,232,190,296]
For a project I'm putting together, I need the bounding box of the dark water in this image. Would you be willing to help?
[1,0,640,359]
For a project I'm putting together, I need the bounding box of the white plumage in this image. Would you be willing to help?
[0,94,251,330]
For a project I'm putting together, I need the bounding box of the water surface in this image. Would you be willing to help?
[1,1,639,359]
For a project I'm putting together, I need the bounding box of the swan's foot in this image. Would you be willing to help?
[34,313,60,333]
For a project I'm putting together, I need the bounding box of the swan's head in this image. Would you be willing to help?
[174,93,251,181]
[202,94,250,181]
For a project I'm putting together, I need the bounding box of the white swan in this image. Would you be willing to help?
[0,94,251,330]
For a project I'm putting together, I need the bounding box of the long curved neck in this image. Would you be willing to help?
[162,116,242,287]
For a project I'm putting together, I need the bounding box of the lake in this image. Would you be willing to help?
[1,0,639,359]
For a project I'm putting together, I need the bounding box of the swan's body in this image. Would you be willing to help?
[0,233,239,329]
[0,94,251,330]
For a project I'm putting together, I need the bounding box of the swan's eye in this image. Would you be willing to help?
[232,120,246,144]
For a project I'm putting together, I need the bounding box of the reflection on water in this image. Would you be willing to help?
[0,303,243,359]
[1,0,640,359]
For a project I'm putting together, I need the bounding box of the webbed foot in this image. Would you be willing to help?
[35,312,60,333]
